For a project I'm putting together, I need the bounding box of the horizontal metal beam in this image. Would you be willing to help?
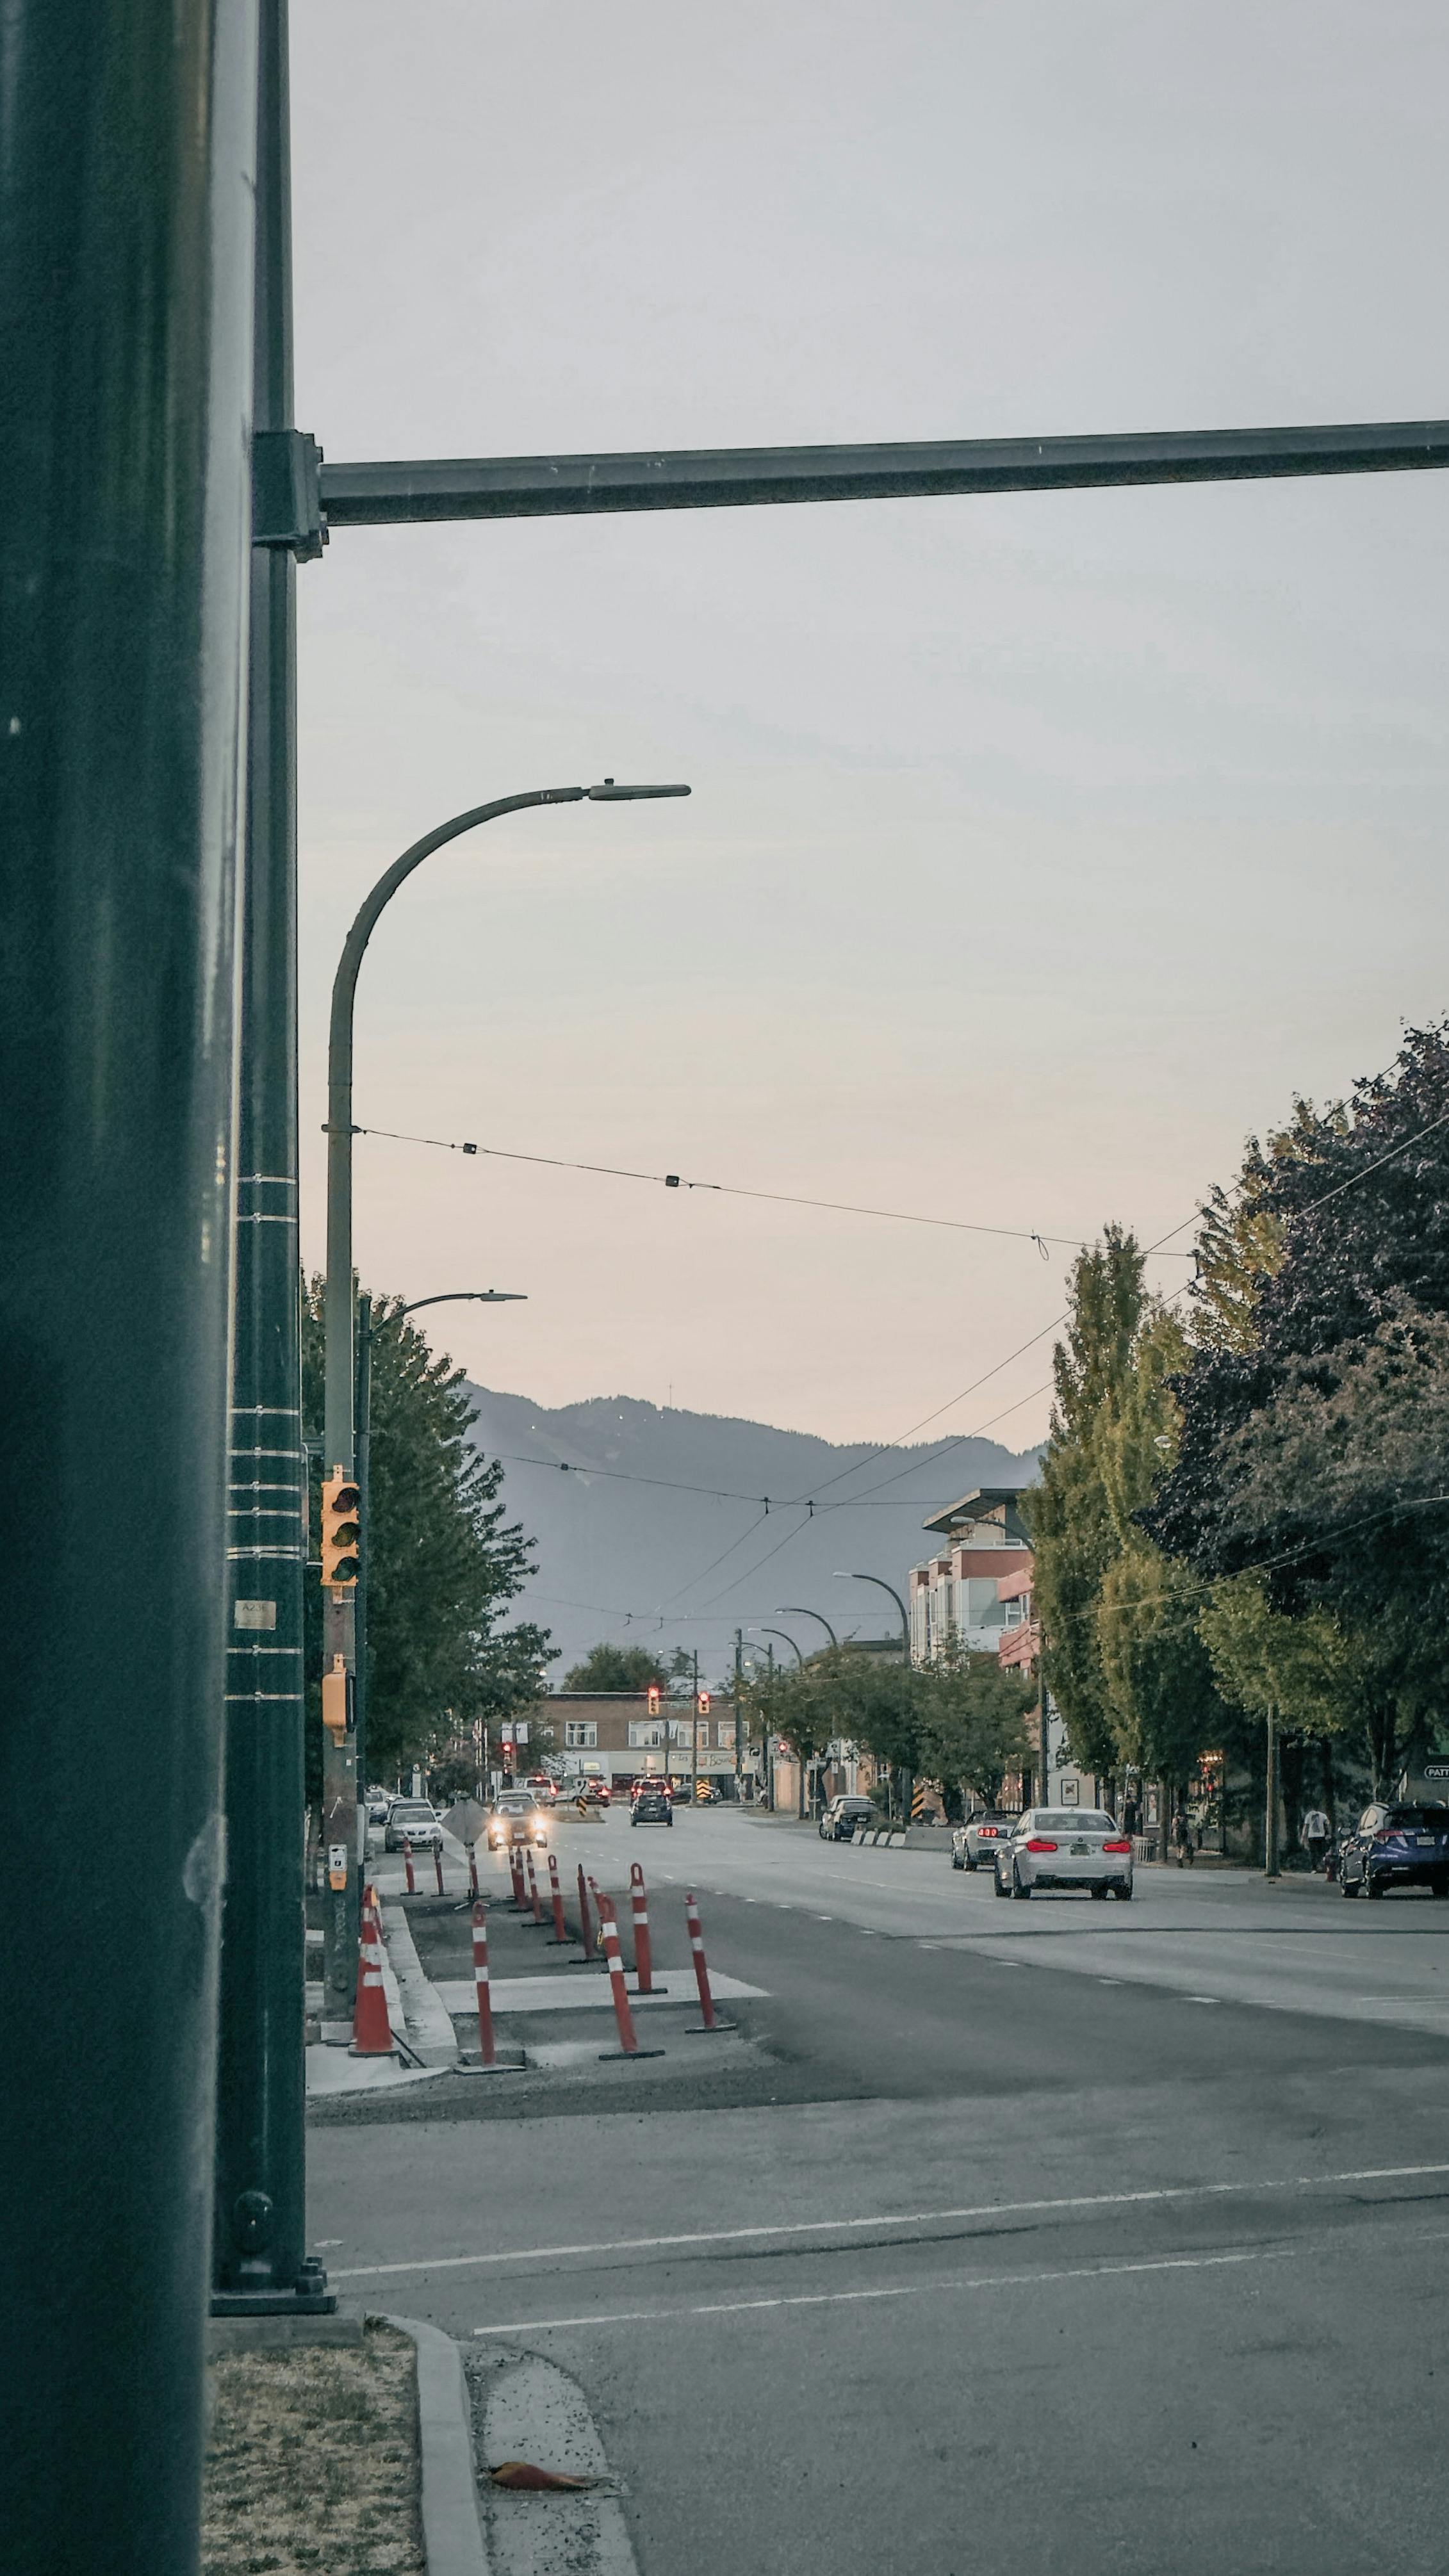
[320,418,1449,528]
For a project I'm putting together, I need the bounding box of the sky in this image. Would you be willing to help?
[290,0,1449,1454]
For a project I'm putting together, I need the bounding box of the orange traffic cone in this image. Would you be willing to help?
[351,1886,395,2055]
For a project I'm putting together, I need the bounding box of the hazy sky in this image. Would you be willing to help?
[290,0,1448,1452]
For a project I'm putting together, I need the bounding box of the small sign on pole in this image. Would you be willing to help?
[441,1796,489,1848]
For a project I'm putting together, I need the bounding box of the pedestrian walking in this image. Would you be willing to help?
[1302,1806,1330,1873]
[1124,1793,1141,1838]
[1171,1803,1195,1867]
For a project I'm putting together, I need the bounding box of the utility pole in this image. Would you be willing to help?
[692,1649,700,1806]
[1265,1711,1282,1879]
[212,0,329,2315]
[3,0,261,2555]
[734,1629,744,1802]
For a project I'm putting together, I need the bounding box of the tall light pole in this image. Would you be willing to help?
[354,1291,526,1807]
[319,779,688,2025]
[749,1626,804,1810]
[835,1570,913,1816]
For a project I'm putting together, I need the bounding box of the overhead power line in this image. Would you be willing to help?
[354,1121,1195,1260]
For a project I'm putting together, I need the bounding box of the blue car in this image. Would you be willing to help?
[1339,1802,1449,1898]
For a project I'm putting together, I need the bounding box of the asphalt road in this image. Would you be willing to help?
[316,1811,1449,2573]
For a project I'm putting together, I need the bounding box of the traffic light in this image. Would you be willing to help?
[698,1690,711,1716]
[321,1652,352,1744]
[320,1467,360,1588]
[646,1685,660,1716]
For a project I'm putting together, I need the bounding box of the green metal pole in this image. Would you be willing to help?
[354,1292,372,1807]
[211,0,330,2321]
[0,0,260,2562]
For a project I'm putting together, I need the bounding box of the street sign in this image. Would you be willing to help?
[441,1797,488,1848]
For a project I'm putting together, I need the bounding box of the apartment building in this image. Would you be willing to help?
[908,1487,1033,1661]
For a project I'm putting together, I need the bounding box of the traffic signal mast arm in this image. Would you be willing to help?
[315,418,1449,530]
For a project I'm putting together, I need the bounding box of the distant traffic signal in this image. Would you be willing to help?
[646,1685,660,1716]
[320,1467,361,1588]
[321,1652,352,1743]
[697,1690,711,1716]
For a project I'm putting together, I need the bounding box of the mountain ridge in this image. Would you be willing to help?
[464,1383,1041,1677]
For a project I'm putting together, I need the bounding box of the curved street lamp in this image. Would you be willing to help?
[778,1605,838,1649]
[832,1570,911,1658]
[749,1624,804,1668]
[324,779,689,1473]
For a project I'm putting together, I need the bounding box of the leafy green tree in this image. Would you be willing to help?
[1026,1227,1150,1777]
[562,1643,669,1692]
[1150,1025,1449,1785]
[916,1649,1036,1808]
[302,1280,553,1792]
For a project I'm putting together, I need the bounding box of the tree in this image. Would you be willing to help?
[1149,1025,1449,1785]
[915,1649,1035,1808]
[1026,1227,1150,1778]
[302,1280,554,1791]
[563,1642,669,1692]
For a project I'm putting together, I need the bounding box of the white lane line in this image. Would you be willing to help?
[1186,1996,1221,2005]
[1097,1979,1124,1987]
[329,2160,1449,2281]
[471,2246,1290,2338]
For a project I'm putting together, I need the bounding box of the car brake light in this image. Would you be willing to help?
[1102,1838,1133,1854]
[1026,1837,1058,1852]
[979,1827,999,1838]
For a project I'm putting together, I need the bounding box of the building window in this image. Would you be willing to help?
[716,1719,735,1749]
[565,1722,597,1749]
[627,1721,665,1749]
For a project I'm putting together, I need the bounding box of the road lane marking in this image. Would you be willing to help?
[331,2161,1449,2281]
[1186,1996,1221,2005]
[470,2246,1292,2338]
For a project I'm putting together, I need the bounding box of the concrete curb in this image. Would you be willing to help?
[381,1899,460,2067]
[471,2349,639,2575]
[386,2315,490,2576]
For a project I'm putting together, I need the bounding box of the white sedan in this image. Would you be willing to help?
[993,1809,1134,1900]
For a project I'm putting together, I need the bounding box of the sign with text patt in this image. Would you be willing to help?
[441,1797,488,1848]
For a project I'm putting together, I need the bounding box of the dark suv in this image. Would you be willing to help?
[819,1795,879,1843]
[631,1788,673,1828]
[1339,1801,1449,1898]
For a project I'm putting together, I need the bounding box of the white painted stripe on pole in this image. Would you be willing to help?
[470,2246,1292,2338]
[331,2160,1449,2282]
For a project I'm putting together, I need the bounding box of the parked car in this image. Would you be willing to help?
[632,1788,674,1827]
[819,1795,879,1843]
[383,1798,442,1852]
[365,1789,391,1826]
[992,1809,1134,1900]
[1339,1802,1449,1898]
[951,1811,1016,1871]
[486,1793,550,1851]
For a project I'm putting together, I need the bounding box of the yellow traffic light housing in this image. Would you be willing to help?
[321,1652,352,1745]
[320,1467,360,1589]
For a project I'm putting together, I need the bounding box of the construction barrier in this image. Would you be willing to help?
[509,1847,526,1907]
[594,1891,663,2062]
[351,1887,394,2055]
[402,1836,417,1896]
[546,1850,569,1945]
[577,1863,596,1962]
[471,1900,496,2067]
[684,1891,735,2033]
[630,1859,655,1993]
[433,1841,445,1896]
[523,1846,544,1926]
[468,1845,479,1902]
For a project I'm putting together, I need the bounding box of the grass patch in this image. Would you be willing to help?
[202,2319,423,2575]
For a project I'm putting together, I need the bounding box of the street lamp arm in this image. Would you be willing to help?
[778,1607,838,1648]
[327,790,582,1115]
[395,1291,527,1318]
[749,1626,805,1667]
[833,1570,912,1653]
